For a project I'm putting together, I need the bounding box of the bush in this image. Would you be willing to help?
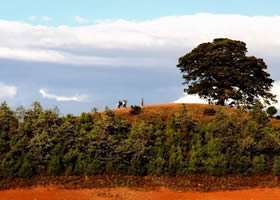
[168,146,188,176]
[147,156,166,176]
[229,154,252,175]
[129,105,142,115]
[205,153,228,176]
[188,147,205,173]
[267,106,277,117]
[203,108,216,116]
[18,157,35,178]
[86,155,105,175]
[252,154,266,174]
[276,115,280,120]
[273,156,280,176]
[48,155,64,176]
[129,159,147,176]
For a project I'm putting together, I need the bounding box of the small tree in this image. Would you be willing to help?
[273,156,280,176]
[250,101,269,126]
[48,155,63,176]
[266,106,277,117]
[252,154,266,174]
[18,157,35,178]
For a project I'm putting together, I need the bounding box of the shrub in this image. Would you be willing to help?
[252,154,266,174]
[73,154,87,175]
[267,106,277,117]
[129,159,147,176]
[205,153,228,176]
[203,108,216,116]
[250,101,269,126]
[86,155,105,175]
[276,115,280,120]
[188,147,205,173]
[273,156,280,176]
[129,105,142,115]
[147,156,166,176]
[168,146,188,176]
[18,157,35,178]
[0,151,22,178]
[48,155,64,176]
[237,155,252,175]
[63,148,79,175]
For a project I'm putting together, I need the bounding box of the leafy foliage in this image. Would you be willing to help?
[129,105,142,115]
[252,154,266,174]
[267,106,277,117]
[0,101,280,178]
[273,156,280,176]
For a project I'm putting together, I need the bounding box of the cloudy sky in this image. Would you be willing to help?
[1,0,280,114]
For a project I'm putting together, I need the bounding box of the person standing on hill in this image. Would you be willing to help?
[141,98,144,106]
[118,100,123,108]
[123,99,127,108]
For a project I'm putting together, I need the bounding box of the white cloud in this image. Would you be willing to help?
[74,16,89,24]
[271,80,280,110]
[0,14,280,67]
[41,16,52,22]
[174,80,280,110]
[174,94,208,104]
[0,83,17,98]
[28,16,36,21]
[39,89,88,102]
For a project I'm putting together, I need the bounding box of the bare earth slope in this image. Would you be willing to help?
[112,103,280,127]
[2,186,280,200]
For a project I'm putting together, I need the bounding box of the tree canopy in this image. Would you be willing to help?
[177,38,276,107]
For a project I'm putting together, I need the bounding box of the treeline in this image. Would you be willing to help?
[1,101,280,178]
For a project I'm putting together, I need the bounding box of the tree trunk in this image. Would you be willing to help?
[217,97,225,106]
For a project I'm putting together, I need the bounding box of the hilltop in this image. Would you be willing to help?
[111,103,280,127]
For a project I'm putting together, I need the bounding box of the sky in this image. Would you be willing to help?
[1,0,280,114]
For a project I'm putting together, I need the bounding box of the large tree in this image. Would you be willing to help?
[177,38,276,106]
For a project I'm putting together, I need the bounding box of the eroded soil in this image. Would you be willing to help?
[1,186,280,200]
[1,175,280,199]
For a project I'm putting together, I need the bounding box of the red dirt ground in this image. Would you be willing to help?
[1,186,280,200]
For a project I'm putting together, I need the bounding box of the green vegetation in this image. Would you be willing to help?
[129,105,142,115]
[267,106,277,117]
[203,108,216,116]
[177,38,276,107]
[0,101,280,178]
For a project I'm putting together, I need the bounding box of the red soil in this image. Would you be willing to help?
[1,186,280,200]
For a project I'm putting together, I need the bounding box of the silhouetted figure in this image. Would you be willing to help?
[141,98,144,106]
[118,100,123,108]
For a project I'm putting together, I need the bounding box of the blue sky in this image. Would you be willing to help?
[1,1,280,114]
[1,0,280,25]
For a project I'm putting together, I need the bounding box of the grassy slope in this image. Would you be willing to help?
[111,103,280,127]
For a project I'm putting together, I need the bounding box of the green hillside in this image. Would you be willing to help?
[0,101,280,179]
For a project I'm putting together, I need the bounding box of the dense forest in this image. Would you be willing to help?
[1,101,280,178]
